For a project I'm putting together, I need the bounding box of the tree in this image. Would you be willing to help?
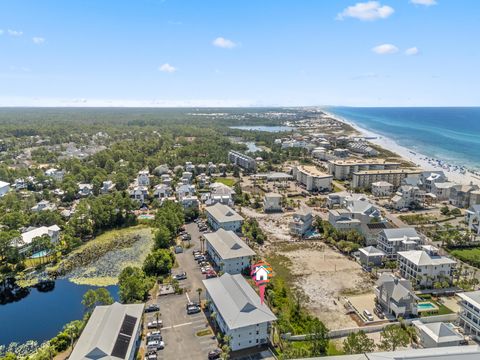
[153,225,172,249]
[118,266,154,303]
[142,249,174,277]
[440,206,450,216]
[343,330,375,354]
[306,318,329,356]
[196,287,203,304]
[62,320,84,352]
[82,288,114,313]
[378,324,410,351]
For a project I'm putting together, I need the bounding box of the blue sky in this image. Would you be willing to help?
[1,0,479,106]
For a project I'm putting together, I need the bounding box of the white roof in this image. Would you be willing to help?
[17,225,60,247]
[204,229,255,260]
[206,203,244,224]
[398,250,457,267]
[203,273,276,330]
[458,290,480,309]
[372,181,393,187]
[359,246,385,257]
[265,192,282,199]
[0,181,10,187]
[382,228,420,242]
[69,302,144,360]
[412,320,463,344]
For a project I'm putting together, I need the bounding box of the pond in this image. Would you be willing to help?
[229,125,293,132]
[0,279,118,346]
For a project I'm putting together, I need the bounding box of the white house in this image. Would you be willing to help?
[412,320,464,348]
[204,229,255,274]
[397,245,456,287]
[78,183,93,197]
[179,195,199,209]
[375,273,419,319]
[465,204,480,236]
[13,225,61,254]
[432,182,457,201]
[205,182,234,206]
[289,207,313,237]
[205,203,244,232]
[31,200,56,212]
[377,228,422,260]
[371,181,394,197]
[458,290,480,337]
[129,186,148,203]
[45,168,65,181]
[0,181,10,197]
[101,180,115,193]
[137,170,150,187]
[153,184,173,199]
[391,185,426,210]
[176,183,195,198]
[203,273,276,351]
[263,193,282,213]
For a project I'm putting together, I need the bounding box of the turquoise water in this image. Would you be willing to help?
[328,107,480,170]
[418,302,436,310]
[30,250,48,259]
[230,125,293,132]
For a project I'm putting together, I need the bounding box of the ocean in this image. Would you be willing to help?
[328,107,480,170]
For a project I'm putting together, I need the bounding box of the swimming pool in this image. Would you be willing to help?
[418,302,438,311]
[30,250,48,259]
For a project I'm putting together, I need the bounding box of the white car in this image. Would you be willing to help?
[147,320,163,329]
[147,340,165,350]
[145,353,157,360]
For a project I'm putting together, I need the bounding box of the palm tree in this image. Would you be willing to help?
[196,287,203,305]
[210,311,217,331]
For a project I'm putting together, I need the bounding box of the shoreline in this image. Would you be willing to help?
[323,110,480,187]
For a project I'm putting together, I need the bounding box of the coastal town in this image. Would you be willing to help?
[1,108,480,360]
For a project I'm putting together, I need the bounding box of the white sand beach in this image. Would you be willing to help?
[325,111,480,187]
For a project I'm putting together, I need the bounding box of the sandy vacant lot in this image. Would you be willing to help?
[276,243,374,330]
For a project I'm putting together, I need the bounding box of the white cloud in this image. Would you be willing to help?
[7,29,23,36]
[158,63,177,73]
[337,1,394,21]
[212,37,237,49]
[32,37,45,44]
[405,47,420,55]
[372,43,399,54]
[410,0,437,6]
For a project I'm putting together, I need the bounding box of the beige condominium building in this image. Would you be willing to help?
[352,169,422,190]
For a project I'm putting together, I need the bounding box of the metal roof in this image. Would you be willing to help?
[204,229,255,260]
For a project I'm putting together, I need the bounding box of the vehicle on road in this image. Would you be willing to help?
[187,305,201,314]
[147,320,163,329]
[208,348,222,360]
[174,272,187,280]
[144,304,160,313]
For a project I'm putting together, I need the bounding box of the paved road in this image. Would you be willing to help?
[145,222,217,360]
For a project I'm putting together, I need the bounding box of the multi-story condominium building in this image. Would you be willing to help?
[203,273,277,351]
[263,192,282,212]
[69,302,143,360]
[205,203,244,232]
[352,169,422,190]
[289,207,313,237]
[327,159,401,180]
[228,150,257,171]
[432,182,457,201]
[292,165,333,192]
[391,185,427,210]
[450,184,480,208]
[371,181,394,197]
[458,290,480,337]
[397,245,456,287]
[204,229,255,274]
[377,228,422,260]
[375,273,419,319]
[466,204,480,236]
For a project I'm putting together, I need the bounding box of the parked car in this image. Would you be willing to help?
[147,340,165,350]
[147,320,163,329]
[201,267,212,274]
[145,304,160,313]
[145,352,157,360]
[363,309,374,322]
[196,256,206,263]
[147,330,162,340]
[187,305,201,314]
[208,349,222,360]
[199,261,209,267]
[206,271,217,279]
[174,272,187,280]
[373,307,384,319]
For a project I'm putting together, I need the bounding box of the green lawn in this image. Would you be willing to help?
[450,247,480,268]
[212,177,236,187]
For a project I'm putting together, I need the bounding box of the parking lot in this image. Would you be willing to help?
[144,222,218,360]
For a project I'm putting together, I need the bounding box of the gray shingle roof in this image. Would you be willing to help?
[203,273,276,330]
[206,203,244,223]
[204,229,255,260]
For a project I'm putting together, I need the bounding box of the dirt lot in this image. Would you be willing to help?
[269,241,374,330]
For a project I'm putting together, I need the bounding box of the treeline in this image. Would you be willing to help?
[315,218,365,254]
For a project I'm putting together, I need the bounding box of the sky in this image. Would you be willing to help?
[1,0,479,107]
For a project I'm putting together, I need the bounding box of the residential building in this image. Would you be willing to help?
[101,181,115,193]
[69,302,143,360]
[205,182,235,206]
[326,192,366,208]
[13,225,61,254]
[371,181,394,197]
[45,168,65,181]
[347,141,379,156]
[412,320,464,348]
[465,204,480,236]
[450,184,480,208]
[203,273,277,351]
[397,245,456,287]
[14,178,28,191]
[375,273,419,318]
[250,172,293,182]
[129,186,148,203]
[31,200,56,212]
[181,171,193,184]
[185,161,195,173]
[78,183,93,197]
[204,229,255,274]
[333,148,349,158]
[228,150,257,171]
[289,207,313,237]
[160,174,172,186]
[458,290,480,337]
[0,181,10,197]
[421,171,447,193]
[153,184,172,199]
[179,195,199,209]
[137,170,150,187]
[377,228,422,260]
[313,345,480,360]
[432,182,457,201]
[205,203,244,232]
[390,185,426,210]
[352,169,422,190]
[263,193,282,212]
[292,165,333,192]
[358,246,385,267]
[327,159,401,180]
[176,183,195,198]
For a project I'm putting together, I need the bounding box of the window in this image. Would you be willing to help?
[256,331,259,335]
[256,339,259,343]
